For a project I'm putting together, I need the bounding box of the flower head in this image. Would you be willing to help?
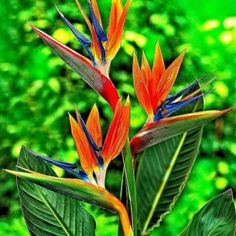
[70,97,130,187]
[133,43,214,122]
[36,98,130,188]
[57,0,132,75]
[130,43,225,154]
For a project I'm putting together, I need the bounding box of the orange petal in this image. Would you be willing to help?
[107,0,123,40]
[69,114,98,175]
[75,0,102,61]
[106,0,132,59]
[102,97,130,165]
[90,27,102,61]
[86,104,103,147]
[75,0,93,30]
[141,52,153,97]
[152,43,165,109]
[156,52,185,107]
[90,0,103,27]
[133,53,154,117]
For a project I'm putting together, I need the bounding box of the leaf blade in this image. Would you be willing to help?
[16,146,96,236]
[136,85,205,234]
[180,190,236,236]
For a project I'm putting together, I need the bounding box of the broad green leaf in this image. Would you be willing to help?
[30,25,119,110]
[136,87,205,234]
[136,128,203,235]
[180,190,236,236]
[6,147,133,236]
[17,146,96,236]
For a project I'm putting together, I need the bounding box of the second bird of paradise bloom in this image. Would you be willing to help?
[35,98,130,188]
[132,43,215,122]
[130,43,229,154]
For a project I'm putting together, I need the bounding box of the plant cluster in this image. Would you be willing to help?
[5,0,235,235]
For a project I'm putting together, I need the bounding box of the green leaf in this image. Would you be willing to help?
[136,87,205,234]
[6,147,132,236]
[17,146,96,236]
[180,190,236,236]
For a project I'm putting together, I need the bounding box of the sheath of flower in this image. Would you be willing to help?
[133,43,215,122]
[69,97,130,188]
[56,0,132,76]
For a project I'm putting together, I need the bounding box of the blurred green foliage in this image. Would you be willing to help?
[0,0,235,235]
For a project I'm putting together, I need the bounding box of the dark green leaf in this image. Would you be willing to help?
[180,190,236,236]
[136,86,205,234]
[17,146,96,236]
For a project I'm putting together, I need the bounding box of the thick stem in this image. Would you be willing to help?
[121,139,137,236]
[109,193,133,236]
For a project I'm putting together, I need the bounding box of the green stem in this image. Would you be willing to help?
[121,139,137,236]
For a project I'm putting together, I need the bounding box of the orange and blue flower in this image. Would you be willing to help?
[133,43,214,122]
[56,0,132,74]
[30,0,132,111]
[35,98,130,187]
[130,43,229,154]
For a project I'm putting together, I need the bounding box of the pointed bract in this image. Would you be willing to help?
[5,169,133,236]
[30,24,119,110]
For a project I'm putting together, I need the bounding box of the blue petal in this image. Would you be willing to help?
[87,1,107,62]
[162,91,211,119]
[56,6,95,63]
[78,114,102,152]
[87,2,107,42]
[153,108,163,122]
[154,89,211,122]
[32,151,90,180]
[32,152,77,169]
[165,74,210,104]
[73,170,89,181]
[97,156,104,168]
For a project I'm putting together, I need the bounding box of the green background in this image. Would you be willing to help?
[0,0,235,235]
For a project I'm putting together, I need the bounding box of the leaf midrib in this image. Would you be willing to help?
[36,186,72,236]
[142,132,188,235]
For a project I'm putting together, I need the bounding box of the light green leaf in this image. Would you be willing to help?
[16,146,96,236]
[180,190,236,236]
